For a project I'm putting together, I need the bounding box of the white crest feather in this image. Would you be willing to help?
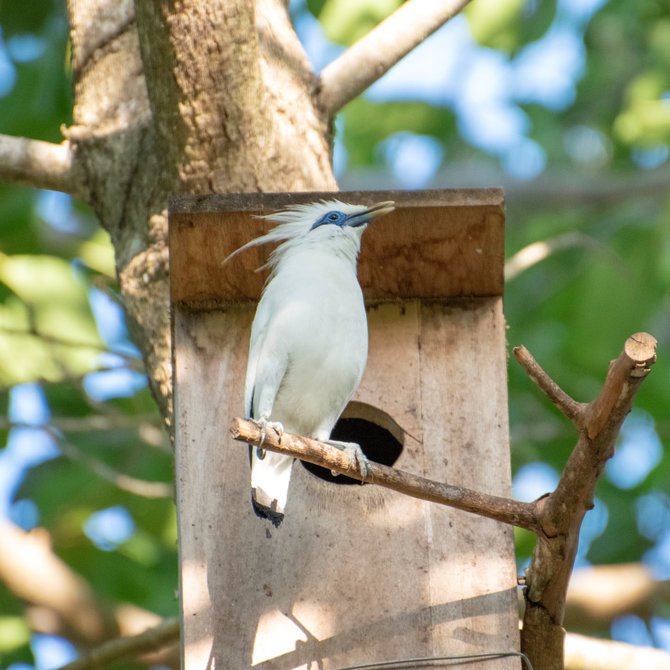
[223,199,362,270]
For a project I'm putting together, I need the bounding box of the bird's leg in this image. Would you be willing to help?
[324,440,370,481]
[251,417,284,454]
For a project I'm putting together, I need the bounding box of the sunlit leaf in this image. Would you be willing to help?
[465,0,556,54]
[0,254,103,385]
[318,0,402,45]
[76,229,116,278]
[0,615,30,653]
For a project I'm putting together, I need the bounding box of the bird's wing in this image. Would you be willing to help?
[243,292,289,421]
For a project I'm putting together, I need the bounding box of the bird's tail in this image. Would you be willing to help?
[250,448,293,527]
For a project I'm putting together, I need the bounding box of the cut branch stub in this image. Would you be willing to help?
[585,331,656,439]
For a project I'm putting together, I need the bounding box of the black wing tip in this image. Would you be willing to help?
[251,496,285,528]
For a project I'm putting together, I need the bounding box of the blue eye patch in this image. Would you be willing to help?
[310,210,348,230]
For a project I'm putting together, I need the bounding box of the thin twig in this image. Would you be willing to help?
[42,425,173,499]
[504,232,602,282]
[513,345,586,429]
[318,0,473,115]
[0,414,163,434]
[58,617,180,670]
[230,417,540,532]
[0,135,87,198]
[56,437,173,499]
[4,419,173,499]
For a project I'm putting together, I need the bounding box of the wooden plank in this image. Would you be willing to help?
[419,298,519,667]
[173,306,252,668]
[168,188,504,214]
[169,189,504,305]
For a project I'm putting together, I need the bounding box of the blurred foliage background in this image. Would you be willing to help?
[0,0,669,666]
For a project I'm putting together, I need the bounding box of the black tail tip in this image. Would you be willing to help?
[251,496,284,527]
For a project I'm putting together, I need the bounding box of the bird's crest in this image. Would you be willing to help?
[223,199,360,270]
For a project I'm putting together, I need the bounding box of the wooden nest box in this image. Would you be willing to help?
[169,189,519,669]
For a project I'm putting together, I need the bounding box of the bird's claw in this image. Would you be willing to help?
[252,418,284,451]
[325,440,370,481]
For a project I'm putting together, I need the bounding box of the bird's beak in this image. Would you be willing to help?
[345,200,395,228]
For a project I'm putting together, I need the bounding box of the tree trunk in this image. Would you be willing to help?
[65,0,337,423]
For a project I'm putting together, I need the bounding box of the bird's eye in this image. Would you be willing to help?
[327,212,340,221]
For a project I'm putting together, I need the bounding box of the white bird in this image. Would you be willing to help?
[231,199,395,526]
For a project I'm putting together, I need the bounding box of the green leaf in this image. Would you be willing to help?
[0,254,103,385]
[318,0,402,45]
[465,0,556,54]
[0,616,30,653]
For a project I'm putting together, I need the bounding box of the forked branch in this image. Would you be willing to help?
[516,332,656,670]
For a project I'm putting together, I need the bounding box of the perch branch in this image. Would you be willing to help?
[58,617,180,670]
[318,0,473,115]
[230,417,540,532]
[520,332,657,670]
[0,135,87,198]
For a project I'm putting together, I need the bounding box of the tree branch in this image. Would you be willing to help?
[513,345,586,429]
[318,0,473,116]
[230,418,540,532]
[565,563,670,633]
[54,431,173,499]
[0,136,87,199]
[0,418,171,497]
[58,617,179,670]
[504,232,603,282]
[0,518,119,645]
[0,519,178,666]
[0,324,144,372]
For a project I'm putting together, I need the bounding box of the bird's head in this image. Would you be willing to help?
[226,199,395,268]
[306,200,395,233]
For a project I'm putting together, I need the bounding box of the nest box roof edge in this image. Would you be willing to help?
[168,188,505,305]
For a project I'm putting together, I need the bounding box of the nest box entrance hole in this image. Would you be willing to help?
[301,401,404,484]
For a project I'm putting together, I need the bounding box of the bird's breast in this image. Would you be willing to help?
[263,256,368,436]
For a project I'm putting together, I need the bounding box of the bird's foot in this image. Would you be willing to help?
[325,440,370,481]
[251,418,284,453]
